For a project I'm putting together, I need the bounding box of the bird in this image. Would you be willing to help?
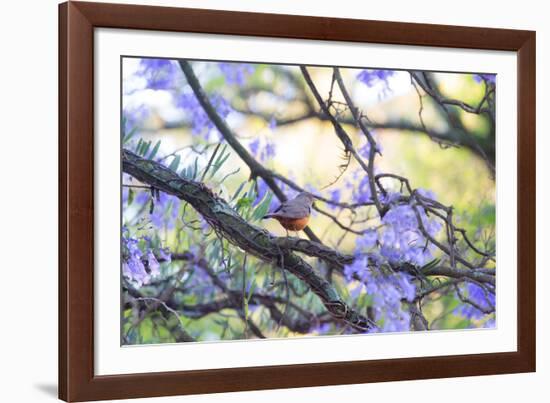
[262,192,315,237]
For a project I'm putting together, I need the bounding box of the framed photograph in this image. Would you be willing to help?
[59,1,536,401]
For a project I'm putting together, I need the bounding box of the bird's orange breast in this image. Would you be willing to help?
[275,216,310,231]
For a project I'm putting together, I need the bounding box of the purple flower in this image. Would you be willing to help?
[343,257,370,282]
[218,62,255,85]
[249,137,277,162]
[146,251,160,277]
[253,179,278,211]
[455,282,495,320]
[358,143,371,158]
[150,192,181,230]
[484,318,496,328]
[123,260,149,287]
[357,69,395,100]
[380,191,401,205]
[354,175,372,203]
[355,229,378,251]
[390,272,416,302]
[416,188,436,200]
[359,140,383,157]
[376,203,441,266]
[327,189,341,210]
[343,258,417,332]
[262,142,276,160]
[381,310,411,333]
[177,93,231,141]
[122,236,149,286]
[249,138,261,156]
[254,178,268,202]
[122,229,173,287]
[357,69,394,87]
[314,323,332,335]
[157,248,171,263]
[138,58,180,90]
[135,190,150,206]
[473,73,496,85]
[123,104,149,137]
[383,204,417,231]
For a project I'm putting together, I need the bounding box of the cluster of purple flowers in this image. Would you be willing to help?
[344,256,416,332]
[357,135,383,159]
[218,62,255,86]
[327,189,342,210]
[122,184,150,207]
[122,232,170,287]
[473,73,496,85]
[357,69,394,87]
[150,192,181,230]
[248,137,276,162]
[355,175,373,204]
[342,195,445,331]
[344,171,372,204]
[455,282,496,325]
[177,93,232,141]
[379,203,441,267]
[138,58,181,90]
[124,187,181,231]
[123,105,149,137]
[134,58,245,143]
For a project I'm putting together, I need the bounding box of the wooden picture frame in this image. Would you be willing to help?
[59,1,536,401]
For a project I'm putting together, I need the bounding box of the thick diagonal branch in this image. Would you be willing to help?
[122,149,377,332]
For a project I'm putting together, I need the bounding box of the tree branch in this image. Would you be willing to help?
[333,67,385,216]
[177,59,326,243]
[122,148,377,332]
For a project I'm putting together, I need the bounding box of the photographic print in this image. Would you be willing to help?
[121,58,496,345]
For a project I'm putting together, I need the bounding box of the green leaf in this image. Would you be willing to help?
[243,299,249,321]
[128,188,135,206]
[191,157,199,179]
[206,145,229,179]
[213,144,228,166]
[235,196,253,211]
[421,258,441,272]
[252,192,273,221]
[148,140,161,160]
[141,140,151,157]
[136,138,143,154]
[140,317,153,341]
[123,126,138,144]
[246,278,257,302]
[245,182,257,201]
[231,181,247,202]
[169,155,181,172]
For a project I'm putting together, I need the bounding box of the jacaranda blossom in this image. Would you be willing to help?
[138,58,181,90]
[344,257,416,333]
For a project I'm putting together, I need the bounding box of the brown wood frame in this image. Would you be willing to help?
[59,1,536,401]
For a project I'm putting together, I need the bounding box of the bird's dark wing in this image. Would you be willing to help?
[262,201,285,219]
